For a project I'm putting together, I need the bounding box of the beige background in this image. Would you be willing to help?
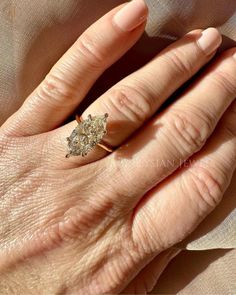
[0,0,235,293]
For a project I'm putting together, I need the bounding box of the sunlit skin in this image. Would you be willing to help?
[0,1,236,294]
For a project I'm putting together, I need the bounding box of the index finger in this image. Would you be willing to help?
[3,0,148,136]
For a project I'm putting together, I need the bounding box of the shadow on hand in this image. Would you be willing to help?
[112,121,163,160]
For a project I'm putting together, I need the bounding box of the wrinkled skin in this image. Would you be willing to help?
[0,2,236,294]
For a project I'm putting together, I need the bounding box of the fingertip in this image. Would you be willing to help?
[112,0,148,32]
[197,27,222,55]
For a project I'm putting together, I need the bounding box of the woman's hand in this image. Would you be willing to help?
[1,0,236,293]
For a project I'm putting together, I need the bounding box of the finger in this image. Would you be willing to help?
[51,27,222,167]
[83,28,222,147]
[110,48,236,202]
[3,0,148,136]
[130,99,236,253]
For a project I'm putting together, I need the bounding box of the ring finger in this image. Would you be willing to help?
[51,27,222,167]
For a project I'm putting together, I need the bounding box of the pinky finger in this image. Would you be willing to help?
[132,99,236,253]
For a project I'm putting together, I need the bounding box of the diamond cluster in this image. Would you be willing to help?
[66,114,108,157]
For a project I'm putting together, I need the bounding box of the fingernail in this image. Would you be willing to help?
[197,27,222,55]
[113,0,148,32]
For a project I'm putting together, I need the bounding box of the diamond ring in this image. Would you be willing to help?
[66,113,113,158]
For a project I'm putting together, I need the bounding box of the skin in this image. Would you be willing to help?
[0,3,236,294]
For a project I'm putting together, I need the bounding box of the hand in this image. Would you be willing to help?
[1,0,236,293]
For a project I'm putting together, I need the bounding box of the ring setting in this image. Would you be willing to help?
[66,113,113,158]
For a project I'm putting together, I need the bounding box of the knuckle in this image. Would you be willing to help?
[38,72,75,107]
[39,196,115,250]
[212,70,236,96]
[167,110,213,154]
[106,84,153,124]
[75,32,105,69]
[188,165,227,210]
[163,48,194,77]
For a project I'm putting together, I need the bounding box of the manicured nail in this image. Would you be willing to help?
[113,0,148,32]
[197,28,222,55]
